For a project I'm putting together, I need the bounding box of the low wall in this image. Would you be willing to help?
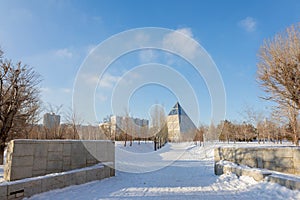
[0,163,112,200]
[215,161,300,190]
[4,140,115,181]
[214,147,300,175]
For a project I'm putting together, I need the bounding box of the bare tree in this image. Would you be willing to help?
[206,121,218,141]
[46,103,63,115]
[12,108,41,139]
[121,110,130,147]
[194,125,205,145]
[140,123,149,144]
[99,122,111,140]
[276,101,300,145]
[241,105,264,143]
[270,107,285,142]
[218,120,233,143]
[238,122,256,143]
[64,107,82,139]
[257,23,300,145]
[76,124,103,140]
[99,115,113,140]
[150,104,167,150]
[0,50,41,164]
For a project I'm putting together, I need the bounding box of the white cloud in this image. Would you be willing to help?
[119,71,142,86]
[80,73,100,86]
[41,87,72,95]
[238,17,257,32]
[134,32,150,45]
[60,88,72,93]
[176,28,193,37]
[80,72,130,90]
[98,73,121,89]
[54,48,73,58]
[139,49,157,63]
[40,87,51,93]
[162,28,198,59]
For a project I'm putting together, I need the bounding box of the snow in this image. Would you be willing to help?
[24,141,300,200]
[0,147,7,183]
[0,165,3,183]
[218,159,300,183]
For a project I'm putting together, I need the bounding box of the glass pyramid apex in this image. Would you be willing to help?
[168,102,187,116]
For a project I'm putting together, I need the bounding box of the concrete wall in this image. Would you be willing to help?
[214,147,300,175]
[4,140,115,181]
[0,164,111,200]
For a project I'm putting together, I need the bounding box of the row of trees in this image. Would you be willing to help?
[216,119,287,144]
[14,123,107,140]
[196,104,299,145]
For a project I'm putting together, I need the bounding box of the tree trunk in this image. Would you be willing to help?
[0,136,7,165]
[124,133,127,147]
[294,134,299,146]
[129,134,132,146]
[0,147,4,165]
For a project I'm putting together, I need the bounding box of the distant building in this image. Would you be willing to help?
[100,115,149,140]
[43,113,60,129]
[167,102,197,142]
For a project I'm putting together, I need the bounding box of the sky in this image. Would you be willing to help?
[0,0,299,125]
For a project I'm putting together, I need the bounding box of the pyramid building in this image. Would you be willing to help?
[166,102,197,142]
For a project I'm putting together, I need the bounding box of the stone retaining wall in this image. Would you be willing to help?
[214,147,300,175]
[0,163,112,200]
[4,140,115,181]
[215,160,300,190]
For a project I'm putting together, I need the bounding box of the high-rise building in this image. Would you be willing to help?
[43,113,60,129]
[167,102,197,142]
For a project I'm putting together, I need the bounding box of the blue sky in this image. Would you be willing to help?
[0,0,299,125]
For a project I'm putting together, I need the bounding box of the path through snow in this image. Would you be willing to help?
[27,142,300,200]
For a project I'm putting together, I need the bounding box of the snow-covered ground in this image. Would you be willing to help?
[0,165,3,182]
[22,141,300,199]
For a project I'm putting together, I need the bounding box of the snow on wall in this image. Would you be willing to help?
[214,147,300,175]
